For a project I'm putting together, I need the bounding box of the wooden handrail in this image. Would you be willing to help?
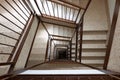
[78,18,83,63]
[25,20,40,68]
[8,14,34,72]
[0,62,15,66]
[70,40,72,60]
[0,53,12,55]
[75,27,78,62]
[45,36,50,62]
[42,14,75,24]
[104,0,120,69]
[51,34,71,39]
[52,38,71,42]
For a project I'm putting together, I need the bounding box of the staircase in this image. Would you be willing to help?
[81,30,107,68]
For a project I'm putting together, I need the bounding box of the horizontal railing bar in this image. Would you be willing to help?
[0,43,15,47]
[0,62,14,66]
[0,4,25,26]
[51,34,71,38]
[0,53,12,55]
[0,23,21,35]
[0,33,18,41]
[0,14,23,30]
[13,0,29,18]
[52,38,71,42]
[18,0,31,14]
[42,14,75,23]
[5,0,27,22]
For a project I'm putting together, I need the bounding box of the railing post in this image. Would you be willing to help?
[49,37,52,61]
[75,27,78,62]
[70,40,72,60]
[79,18,83,63]
[45,36,50,62]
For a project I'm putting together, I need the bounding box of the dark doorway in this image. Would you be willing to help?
[57,49,67,59]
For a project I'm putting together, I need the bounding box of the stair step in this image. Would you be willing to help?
[82,52,106,56]
[81,56,105,60]
[82,44,106,49]
[84,63,104,67]
[71,56,105,60]
[82,48,106,50]
[81,60,104,64]
[82,40,106,43]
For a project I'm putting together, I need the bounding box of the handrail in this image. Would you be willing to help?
[75,26,78,62]
[45,36,50,62]
[78,18,83,63]
[0,62,15,66]
[51,34,71,39]
[24,20,40,68]
[104,0,120,69]
[8,14,34,72]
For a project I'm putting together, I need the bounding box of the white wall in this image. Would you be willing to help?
[107,0,116,22]
[28,23,49,66]
[14,16,39,70]
[107,8,120,72]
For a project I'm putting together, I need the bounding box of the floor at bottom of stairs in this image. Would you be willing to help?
[29,60,92,70]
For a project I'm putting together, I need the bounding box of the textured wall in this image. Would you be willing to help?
[27,23,74,67]
[14,16,39,70]
[27,23,49,67]
[107,8,120,72]
[84,0,109,31]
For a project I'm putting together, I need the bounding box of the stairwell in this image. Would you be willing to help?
[0,0,120,80]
